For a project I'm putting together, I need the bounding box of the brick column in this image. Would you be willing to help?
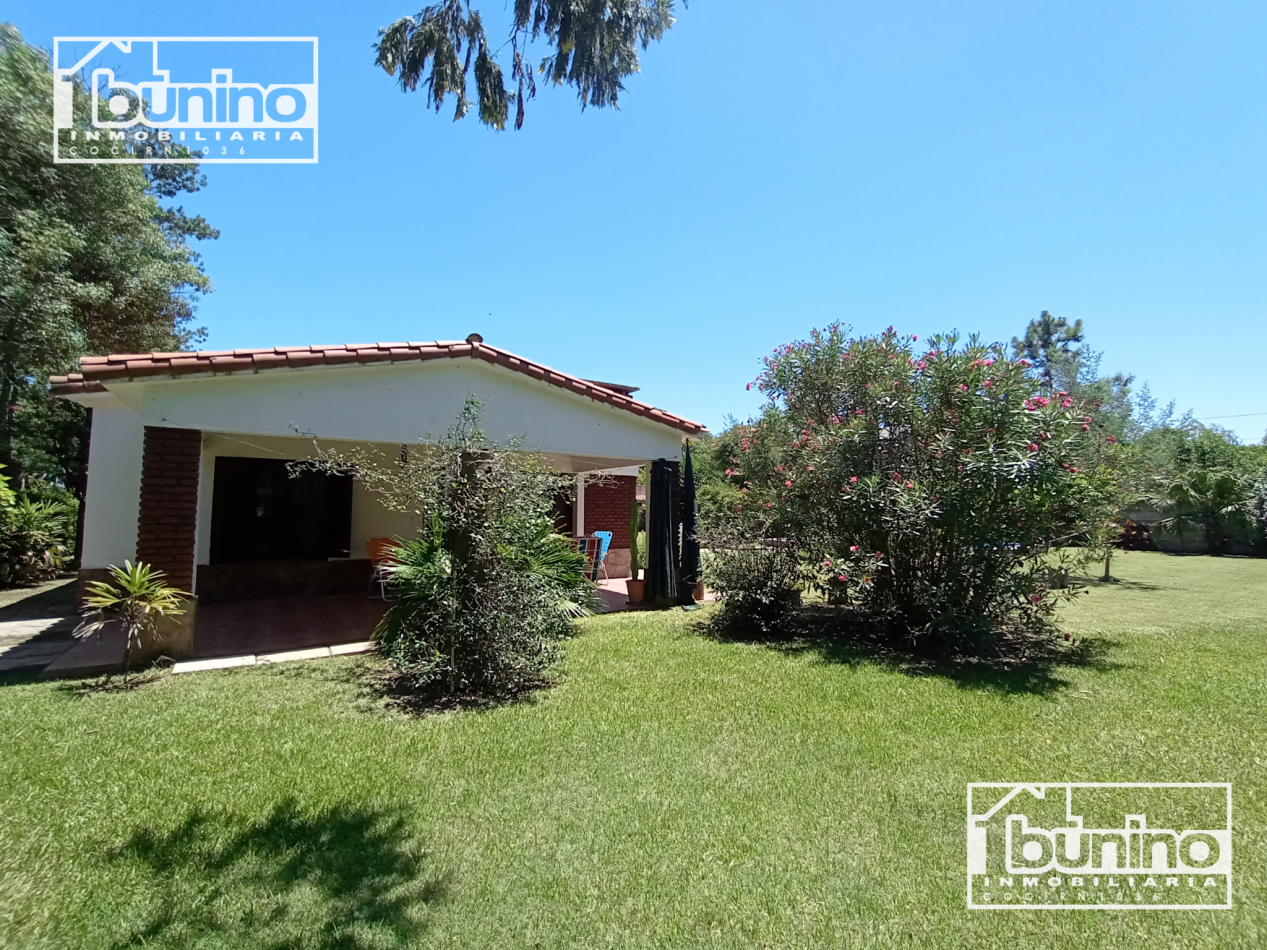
[136,426,202,593]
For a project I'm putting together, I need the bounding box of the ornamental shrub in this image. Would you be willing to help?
[300,400,597,700]
[0,466,75,587]
[708,325,1120,649]
[697,505,810,633]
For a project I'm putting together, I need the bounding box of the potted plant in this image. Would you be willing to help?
[626,496,645,604]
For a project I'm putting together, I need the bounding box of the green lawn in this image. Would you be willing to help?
[1,552,1263,949]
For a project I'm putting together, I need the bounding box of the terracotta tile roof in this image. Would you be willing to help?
[49,339,705,435]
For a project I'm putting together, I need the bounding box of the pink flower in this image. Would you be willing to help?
[766,501,773,508]
[905,482,914,489]
[785,480,793,487]
[850,545,858,552]
[746,382,752,391]
[725,468,734,476]
[912,335,918,341]
[837,574,847,582]
[807,464,814,470]
[959,384,969,392]
[865,383,872,390]
[983,379,991,388]
[1081,424,1089,431]
[824,557,832,565]
[1027,443,1039,452]
[849,476,858,484]
[1108,435,1118,444]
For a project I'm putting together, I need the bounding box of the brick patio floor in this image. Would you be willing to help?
[192,593,390,658]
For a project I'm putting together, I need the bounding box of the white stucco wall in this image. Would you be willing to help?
[110,358,685,463]
[79,395,146,569]
[70,357,691,578]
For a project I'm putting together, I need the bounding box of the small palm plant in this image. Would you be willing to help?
[75,561,188,680]
[1149,469,1252,555]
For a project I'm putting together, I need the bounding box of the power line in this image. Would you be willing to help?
[1195,411,1267,420]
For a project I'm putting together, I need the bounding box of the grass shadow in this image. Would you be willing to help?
[352,661,553,718]
[282,653,553,719]
[697,605,1121,696]
[1073,574,1165,592]
[54,669,169,696]
[107,798,448,949]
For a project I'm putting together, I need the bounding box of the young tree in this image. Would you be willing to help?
[375,1,682,130]
[0,25,217,488]
[301,400,597,699]
[1012,311,1084,391]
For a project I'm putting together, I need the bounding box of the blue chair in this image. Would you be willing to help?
[590,531,613,581]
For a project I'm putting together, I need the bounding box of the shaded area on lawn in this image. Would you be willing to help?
[295,652,554,719]
[106,798,449,950]
[696,604,1121,696]
[0,577,79,676]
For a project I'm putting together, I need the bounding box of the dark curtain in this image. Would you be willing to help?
[645,458,679,606]
[679,443,701,600]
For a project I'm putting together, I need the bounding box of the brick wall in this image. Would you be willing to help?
[136,426,202,593]
[583,475,637,547]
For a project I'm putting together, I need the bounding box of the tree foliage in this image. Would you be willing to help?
[375,0,681,130]
[703,325,1121,649]
[0,25,217,486]
[0,464,74,586]
[1012,311,1084,390]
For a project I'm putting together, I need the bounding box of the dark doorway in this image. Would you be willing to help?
[552,484,576,537]
[209,457,353,564]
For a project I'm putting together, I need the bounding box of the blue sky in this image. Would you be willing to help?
[16,1,1267,440]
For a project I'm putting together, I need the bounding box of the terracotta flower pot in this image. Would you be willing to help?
[693,581,705,602]
[626,578,646,604]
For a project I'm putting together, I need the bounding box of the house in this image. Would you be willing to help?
[51,335,703,633]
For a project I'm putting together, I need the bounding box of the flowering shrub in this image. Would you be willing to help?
[710,325,1119,648]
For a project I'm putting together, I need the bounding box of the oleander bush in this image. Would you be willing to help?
[705,324,1121,650]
